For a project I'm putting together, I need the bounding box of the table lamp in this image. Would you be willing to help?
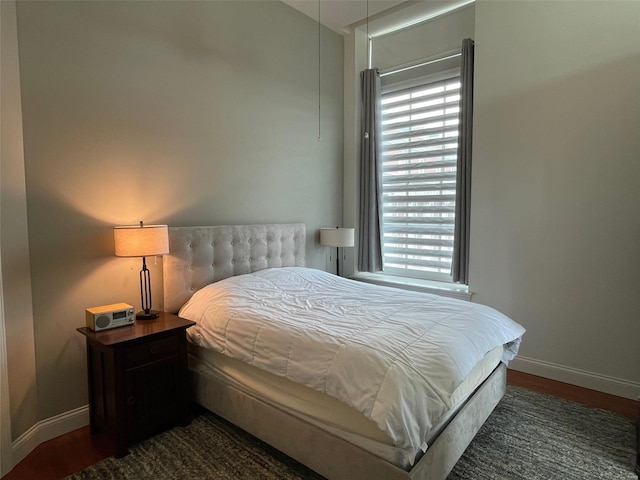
[114,221,169,320]
[320,227,355,276]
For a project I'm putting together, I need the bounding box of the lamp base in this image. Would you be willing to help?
[136,310,160,320]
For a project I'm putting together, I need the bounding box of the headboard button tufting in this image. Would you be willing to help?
[164,224,306,314]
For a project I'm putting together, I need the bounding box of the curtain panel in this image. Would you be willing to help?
[451,38,475,284]
[358,68,384,273]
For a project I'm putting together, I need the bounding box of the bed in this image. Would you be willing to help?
[162,223,525,480]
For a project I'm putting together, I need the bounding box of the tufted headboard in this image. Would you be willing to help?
[162,223,306,314]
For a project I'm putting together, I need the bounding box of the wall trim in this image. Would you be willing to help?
[11,405,89,467]
[509,356,640,400]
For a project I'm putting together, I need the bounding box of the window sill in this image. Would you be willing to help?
[351,272,472,301]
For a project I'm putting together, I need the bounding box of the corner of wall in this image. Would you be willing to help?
[1,0,39,468]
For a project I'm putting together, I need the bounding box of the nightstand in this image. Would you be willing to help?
[77,312,196,457]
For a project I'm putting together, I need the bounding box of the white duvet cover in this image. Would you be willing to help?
[179,267,525,463]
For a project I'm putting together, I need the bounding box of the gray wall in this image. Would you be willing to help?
[1,0,38,441]
[15,0,343,425]
[471,0,639,393]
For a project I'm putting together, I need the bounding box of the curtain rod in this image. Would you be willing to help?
[379,49,461,78]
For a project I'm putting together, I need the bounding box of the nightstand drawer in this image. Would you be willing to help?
[125,335,179,368]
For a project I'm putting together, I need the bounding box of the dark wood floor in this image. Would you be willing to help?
[507,369,638,419]
[3,369,638,480]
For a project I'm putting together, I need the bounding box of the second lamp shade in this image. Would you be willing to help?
[320,227,355,248]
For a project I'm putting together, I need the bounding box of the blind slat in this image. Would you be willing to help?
[383,235,452,248]
[382,93,460,113]
[381,121,459,143]
[381,149,458,163]
[382,79,460,105]
[382,136,459,153]
[383,224,454,235]
[381,99,461,123]
[380,71,461,281]
[384,195,456,203]
[384,217,454,229]
[383,204,456,214]
[382,172,457,184]
[382,184,455,195]
[383,245,453,259]
[384,257,451,270]
[381,159,457,174]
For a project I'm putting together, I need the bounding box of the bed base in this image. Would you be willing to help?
[164,224,507,479]
[191,362,507,480]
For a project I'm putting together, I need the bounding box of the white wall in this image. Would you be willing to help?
[12,0,344,434]
[470,0,640,396]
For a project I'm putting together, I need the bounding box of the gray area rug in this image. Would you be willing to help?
[66,386,637,480]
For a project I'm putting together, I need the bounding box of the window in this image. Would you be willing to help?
[380,72,461,282]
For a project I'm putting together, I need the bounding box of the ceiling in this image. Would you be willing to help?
[280,0,408,35]
[280,0,474,36]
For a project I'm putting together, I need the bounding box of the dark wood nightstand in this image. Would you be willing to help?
[77,312,196,457]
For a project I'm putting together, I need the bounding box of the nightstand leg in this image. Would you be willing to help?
[85,343,98,435]
[115,444,129,459]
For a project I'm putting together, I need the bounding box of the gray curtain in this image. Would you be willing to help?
[451,38,474,284]
[358,68,384,272]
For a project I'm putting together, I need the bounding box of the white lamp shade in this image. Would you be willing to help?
[114,224,169,257]
[320,227,355,248]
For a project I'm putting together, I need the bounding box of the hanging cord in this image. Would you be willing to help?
[366,0,370,68]
[363,0,370,140]
[317,0,321,141]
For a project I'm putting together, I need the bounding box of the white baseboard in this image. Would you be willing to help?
[11,405,89,467]
[509,356,640,400]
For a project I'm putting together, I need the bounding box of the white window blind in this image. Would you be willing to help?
[380,74,460,282]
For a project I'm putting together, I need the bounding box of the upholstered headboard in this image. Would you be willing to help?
[162,223,306,313]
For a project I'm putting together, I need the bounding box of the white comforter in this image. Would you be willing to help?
[179,267,525,461]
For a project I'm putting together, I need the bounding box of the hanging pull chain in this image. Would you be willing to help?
[366,0,370,68]
[318,0,321,141]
